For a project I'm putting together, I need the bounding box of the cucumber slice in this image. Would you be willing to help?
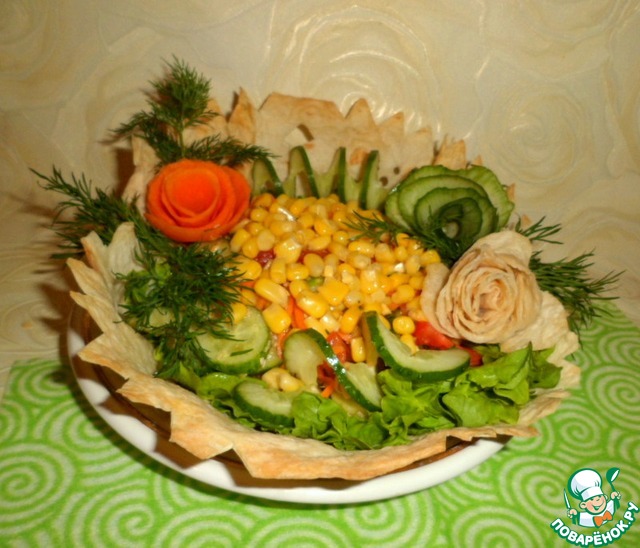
[257,337,283,373]
[314,147,346,198]
[384,189,411,231]
[283,329,325,386]
[360,150,389,210]
[337,153,361,204]
[363,311,469,381]
[289,329,382,411]
[343,361,382,410]
[396,175,486,230]
[196,306,270,374]
[251,157,283,195]
[415,186,497,240]
[282,146,317,197]
[399,164,455,187]
[233,379,295,428]
[460,165,514,228]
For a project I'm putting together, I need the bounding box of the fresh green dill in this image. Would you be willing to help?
[35,167,246,377]
[516,217,621,330]
[33,166,144,259]
[345,211,401,245]
[345,210,469,266]
[114,56,271,167]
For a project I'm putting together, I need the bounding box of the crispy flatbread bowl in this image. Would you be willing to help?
[69,93,580,481]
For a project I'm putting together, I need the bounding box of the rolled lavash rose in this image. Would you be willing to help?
[420,231,543,346]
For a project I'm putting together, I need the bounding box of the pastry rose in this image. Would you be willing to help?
[420,231,544,348]
[145,159,250,243]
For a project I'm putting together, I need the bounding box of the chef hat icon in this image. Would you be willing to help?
[568,468,604,501]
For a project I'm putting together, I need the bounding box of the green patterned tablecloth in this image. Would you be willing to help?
[1,306,639,547]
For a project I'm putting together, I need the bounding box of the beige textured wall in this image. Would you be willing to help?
[1,1,638,384]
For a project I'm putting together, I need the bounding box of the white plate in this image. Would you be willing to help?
[67,307,504,505]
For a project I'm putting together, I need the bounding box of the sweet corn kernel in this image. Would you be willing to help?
[391,284,416,305]
[304,316,328,337]
[303,253,325,277]
[270,220,297,237]
[394,246,409,262]
[318,278,350,306]
[328,241,348,261]
[307,234,331,251]
[332,230,350,245]
[249,208,268,223]
[396,233,412,247]
[276,193,293,206]
[297,211,315,229]
[241,237,259,259]
[308,203,328,218]
[253,193,275,208]
[236,257,262,280]
[408,274,424,290]
[344,290,363,307]
[347,252,371,270]
[298,228,316,245]
[408,303,427,322]
[360,268,382,295]
[314,217,337,236]
[245,221,264,236]
[289,198,311,217]
[230,228,251,252]
[405,254,422,276]
[296,290,329,318]
[255,229,276,251]
[319,311,341,333]
[348,240,376,257]
[286,262,310,281]
[389,272,410,290]
[262,302,292,334]
[288,279,309,297]
[340,306,361,334]
[254,278,290,307]
[268,257,287,285]
[392,315,415,335]
[240,287,258,306]
[231,302,248,325]
[400,333,419,354]
[350,337,366,363]
[274,237,302,263]
[420,249,441,265]
[374,243,395,263]
[279,371,304,392]
[262,367,284,389]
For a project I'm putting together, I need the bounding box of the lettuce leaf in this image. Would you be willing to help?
[169,343,563,450]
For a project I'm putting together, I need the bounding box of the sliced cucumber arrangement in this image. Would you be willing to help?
[233,379,296,428]
[285,328,382,411]
[363,311,470,381]
[250,146,388,210]
[385,164,514,254]
[196,306,271,374]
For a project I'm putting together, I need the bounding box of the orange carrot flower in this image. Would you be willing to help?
[145,159,251,243]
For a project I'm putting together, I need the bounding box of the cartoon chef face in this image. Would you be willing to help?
[581,494,608,515]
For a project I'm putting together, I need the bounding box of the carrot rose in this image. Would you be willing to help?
[145,159,251,243]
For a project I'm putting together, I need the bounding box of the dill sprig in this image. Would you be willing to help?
[345,211,468,266]
[114,57,271,167]
[119,238,245,378]
[35,167,246,377]
[33,166,143,259]
[515,217,621,330]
